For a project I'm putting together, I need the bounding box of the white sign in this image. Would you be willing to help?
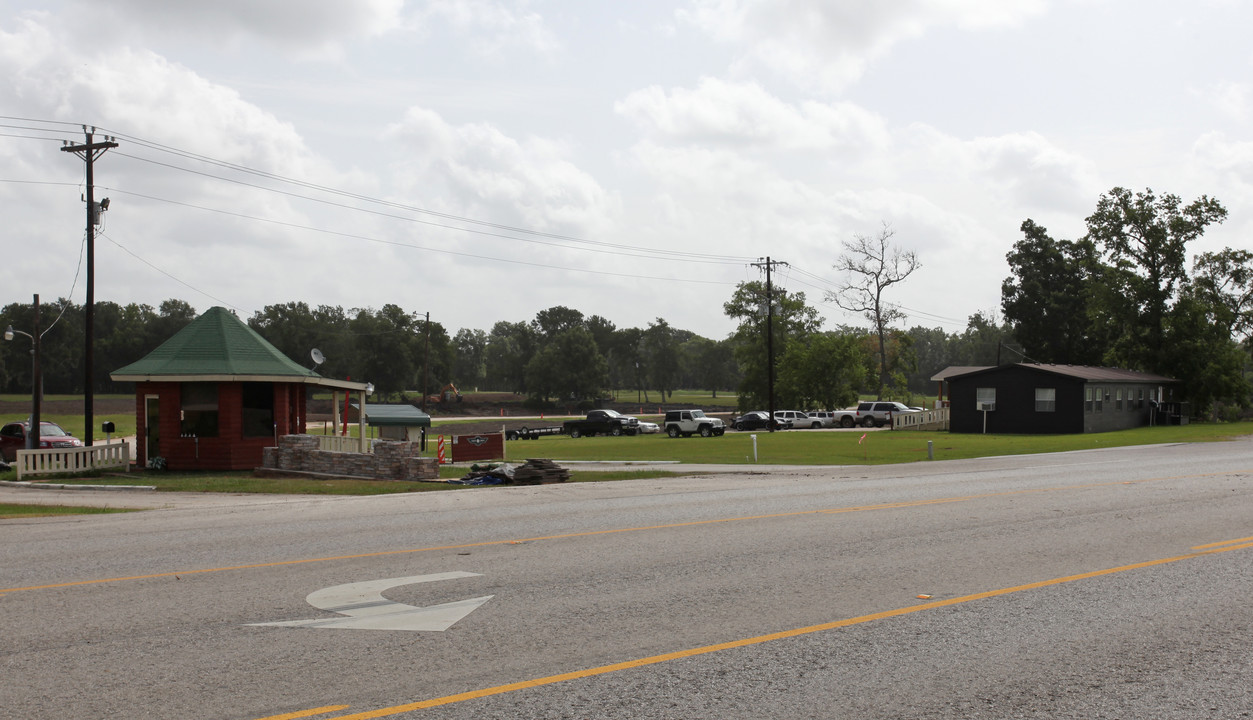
[250,571,493,632]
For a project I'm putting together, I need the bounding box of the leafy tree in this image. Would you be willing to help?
[608,326,647,403]
[642,318,679,401]
[1001,220,1104,365]
[349,305,421,401]
[903,325,953,393]
[827,224,920,397]
[532,306,585,339]
[452,328,487,390]
[724,281,821,411]
[484,321,535,394]
[1160,293,1251,418]
[525,326,608,402]
[1084,187,1227,367]
[1190,248,1253,342]
[776,332,868,410]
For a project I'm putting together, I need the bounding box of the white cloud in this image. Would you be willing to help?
[615,77,891,151]
[67,0,405,57]
[677,0,1047,94]
[385,106,618,237]
[417,0,561,58]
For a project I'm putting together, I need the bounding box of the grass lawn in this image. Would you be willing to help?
[506,422,1253,465]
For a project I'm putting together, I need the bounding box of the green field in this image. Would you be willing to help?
[505,422,1253,465]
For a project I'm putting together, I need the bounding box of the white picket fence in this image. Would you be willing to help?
[15,441,131,480]
[892,407,950,430]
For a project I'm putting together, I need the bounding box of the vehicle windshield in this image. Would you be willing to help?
[601,409,622,418]
[37,423,70,437]
[691,410,706,418]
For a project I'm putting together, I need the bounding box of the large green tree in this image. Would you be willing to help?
[525,326,608,402]
[776,332,868,410]
[1001,220,1104,365]
[1084,187,1227,367]
[724,281,821,411]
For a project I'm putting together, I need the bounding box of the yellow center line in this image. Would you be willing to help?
[296,538,1253,720]
[3,468,1248,595]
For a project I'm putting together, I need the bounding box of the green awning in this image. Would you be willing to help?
[355,404,432,428]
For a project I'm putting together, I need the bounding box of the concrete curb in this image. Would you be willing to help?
[0,480,157,492]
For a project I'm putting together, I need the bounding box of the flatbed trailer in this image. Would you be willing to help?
[505,426,565,440]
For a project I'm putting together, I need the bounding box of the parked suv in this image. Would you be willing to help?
[854,401,920,428]
[774,410,819,429]
[664,409,726,438]
[807,411,839,428]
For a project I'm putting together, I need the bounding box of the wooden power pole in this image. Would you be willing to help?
[61,127,118,447]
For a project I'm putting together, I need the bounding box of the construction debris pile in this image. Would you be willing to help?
[452,458,570,486]
[511,458,570,485]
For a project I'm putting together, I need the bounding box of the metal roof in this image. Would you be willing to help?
[939,363,1177,383]
[353,403,432,427]
[930,366,993,382]
[110,306,368,391]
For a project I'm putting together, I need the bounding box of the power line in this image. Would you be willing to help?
[96,188,741,290]
[1,116,756,265]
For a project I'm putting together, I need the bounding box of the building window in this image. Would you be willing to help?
[1035,388,1056,412]
[1094,387,1103,413]
[1138,388,1144,409]
[180,383,219,437]
[1085,387,1093,412]
[976,387,996,411]
[241,383,275,438]
[1116,388,1123,410]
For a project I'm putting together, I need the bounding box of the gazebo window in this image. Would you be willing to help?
[241,383,275,438]
[180,383,219,437]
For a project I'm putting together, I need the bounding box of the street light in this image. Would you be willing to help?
[4,294,42,451]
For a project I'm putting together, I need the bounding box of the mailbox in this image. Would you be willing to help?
[101,421,116,433]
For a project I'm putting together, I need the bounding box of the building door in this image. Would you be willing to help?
[145,396,160,464]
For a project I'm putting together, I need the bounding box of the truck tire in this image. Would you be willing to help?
[570,428,581,438]
[611,426,622,437]
[667,426,680,438]
[861,416,876,428]
[699,425,712,437]
[841,416,854,428]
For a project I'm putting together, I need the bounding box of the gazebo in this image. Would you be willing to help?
[110,306,370,470]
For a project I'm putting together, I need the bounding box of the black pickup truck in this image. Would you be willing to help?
[562,409,640,438]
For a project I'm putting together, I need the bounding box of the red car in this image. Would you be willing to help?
[0,421,84,462]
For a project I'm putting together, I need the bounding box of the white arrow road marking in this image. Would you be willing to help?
[249,571,493,632]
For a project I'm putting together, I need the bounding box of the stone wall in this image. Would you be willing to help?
[261,434,439,481]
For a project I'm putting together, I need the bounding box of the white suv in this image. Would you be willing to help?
[664,409,726,437]
[775,410,820,429]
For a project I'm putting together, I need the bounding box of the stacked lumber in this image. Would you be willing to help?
[512,458,570,485]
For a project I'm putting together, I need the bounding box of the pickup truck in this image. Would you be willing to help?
[562,409,640,438]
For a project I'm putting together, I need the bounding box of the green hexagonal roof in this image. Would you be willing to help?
[111,306,318,379]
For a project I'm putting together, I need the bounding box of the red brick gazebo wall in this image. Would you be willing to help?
[134,381,306,470]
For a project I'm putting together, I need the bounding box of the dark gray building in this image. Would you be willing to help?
[943,364,1181,434]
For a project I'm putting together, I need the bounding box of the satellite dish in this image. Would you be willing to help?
[310,348,325,370]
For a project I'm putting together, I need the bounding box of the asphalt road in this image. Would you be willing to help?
[2,440,1252,719]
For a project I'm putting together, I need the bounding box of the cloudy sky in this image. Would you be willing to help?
[2,0,1251,343]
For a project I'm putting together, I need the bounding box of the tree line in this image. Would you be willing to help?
[2,186,1249,417]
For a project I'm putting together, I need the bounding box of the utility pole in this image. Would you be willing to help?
[751,257,788,431]
[422,311,431,412]
[61,127,118,447]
